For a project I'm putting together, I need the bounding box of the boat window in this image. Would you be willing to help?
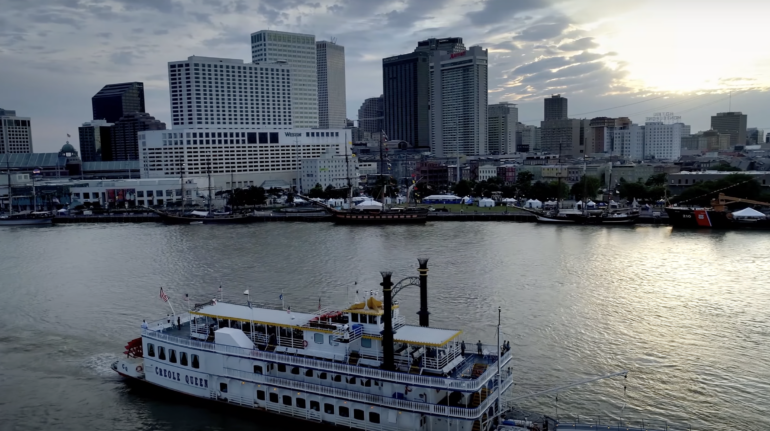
[290,367,300,375]
[318,372,327,380]
[277,364,286,373]
[219,383,228,393]
[254,365,263,375]
[328,335,339,346]
[257,390,265,401]
[314,333,324,344]
[269,392,278,403]
[332,374,342,382]
[180,352,188,366]
[324,403,334,414]
[169,349,177,364]
[361,338,372,349]
[368,315,378,324]
[339,406,349,417]
[282,395,292,406]
[310,401,320,411]
[147,343,155,357]
[350,314,358,323]
[304,369,313,377]
[347,377,357,385]
[296,398,306,409]
[191,354,200,369]
[369,412,380,424]
[363,379,372,387]
[158,346,166,361]
[354,409,364,420]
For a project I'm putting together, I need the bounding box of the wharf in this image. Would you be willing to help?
[50,212,669,225]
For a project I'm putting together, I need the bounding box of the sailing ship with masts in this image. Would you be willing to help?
[306,132,428,224]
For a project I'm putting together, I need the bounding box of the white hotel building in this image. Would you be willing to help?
[429,46,489,157]
[251,30,319,128]
[141,55,349,189]
[644,122,689,160]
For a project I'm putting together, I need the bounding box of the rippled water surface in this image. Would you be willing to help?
[0,222,768,430]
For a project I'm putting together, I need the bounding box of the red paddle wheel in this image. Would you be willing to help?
[124,338,144,358]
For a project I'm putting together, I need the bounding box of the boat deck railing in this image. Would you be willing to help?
[223,366,515,420]
[142,329,512,391]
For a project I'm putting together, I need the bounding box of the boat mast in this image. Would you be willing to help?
[207,159,212,214]
[32,169,37,212]
[343,139,353,210]
[380,130,386,208]
[5,157,11,217]
[179,159,185,213]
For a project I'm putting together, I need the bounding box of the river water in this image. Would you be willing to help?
[0,222,767,430]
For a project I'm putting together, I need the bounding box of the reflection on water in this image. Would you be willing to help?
[0,223,768,430]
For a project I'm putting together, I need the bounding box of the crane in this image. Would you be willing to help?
[711,193,770,211]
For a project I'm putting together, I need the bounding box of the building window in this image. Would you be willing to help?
[269,132,279,143]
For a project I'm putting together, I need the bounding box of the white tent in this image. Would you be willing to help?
[732,207,766,218]
[478,198,495,207]
[526,199,543,209]
[356,200,383,210]
[632,198,640,208]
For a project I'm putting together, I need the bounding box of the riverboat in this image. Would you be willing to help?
[113,260,512,431]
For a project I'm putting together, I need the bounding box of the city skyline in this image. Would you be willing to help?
[2,0,769,151]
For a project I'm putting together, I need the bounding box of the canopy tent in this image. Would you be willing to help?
[526,199,542,209]
[356,200,383,210]
[478,198,495,207]
[732,207,766,218]
[461,196,474,205]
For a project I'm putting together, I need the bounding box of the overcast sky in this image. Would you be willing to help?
[2,0,769,152]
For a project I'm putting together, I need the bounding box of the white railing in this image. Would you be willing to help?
[224,367,515,420]
[142,329,512,392]
[332,324,364,343]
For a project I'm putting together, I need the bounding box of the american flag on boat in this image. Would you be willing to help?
[159,287,169,302]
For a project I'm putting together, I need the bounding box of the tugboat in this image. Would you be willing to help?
[114,260,512,431]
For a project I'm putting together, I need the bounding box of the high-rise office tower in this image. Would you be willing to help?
[710,112,747,148]
[316,41,346,129]
[746,128,765,145]
[544,94,568,121]
[110,112,166,161]
[78,119,113,162]
[357,95,384,135]
[0,108,33,153]
[92,82,145,123]
[429,46,489,157]
[168,56,292,129]
[488,102,518,154]
[250,30,318,128]
[644,122,689,160]
[382,37,466,149]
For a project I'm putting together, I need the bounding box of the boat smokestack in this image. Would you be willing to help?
[417,258,429,327]
[380,271,395,371]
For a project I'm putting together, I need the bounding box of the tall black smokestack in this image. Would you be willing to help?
[380,271,395,371]
[417,258,429,327]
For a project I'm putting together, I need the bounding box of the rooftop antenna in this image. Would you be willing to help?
[331,37,337,44]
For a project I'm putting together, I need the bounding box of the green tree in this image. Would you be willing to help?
[453,180,474,197]
[617,179,648,201]
[570,175,602,200]
[713,162,741,172]
[645,173,668,187]
[308,183,325,199]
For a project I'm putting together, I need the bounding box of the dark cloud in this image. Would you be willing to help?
[515,15,570,41]
[257,0,318,23]
[109,51,141,65]
[114,0,183,14]
[512,56,571,75]
[383,0,450,29]
[325,0,384,18]
[467,0,551,26]
[558,37,598,51]
[485,40,521,52]
[202,29,247,48]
